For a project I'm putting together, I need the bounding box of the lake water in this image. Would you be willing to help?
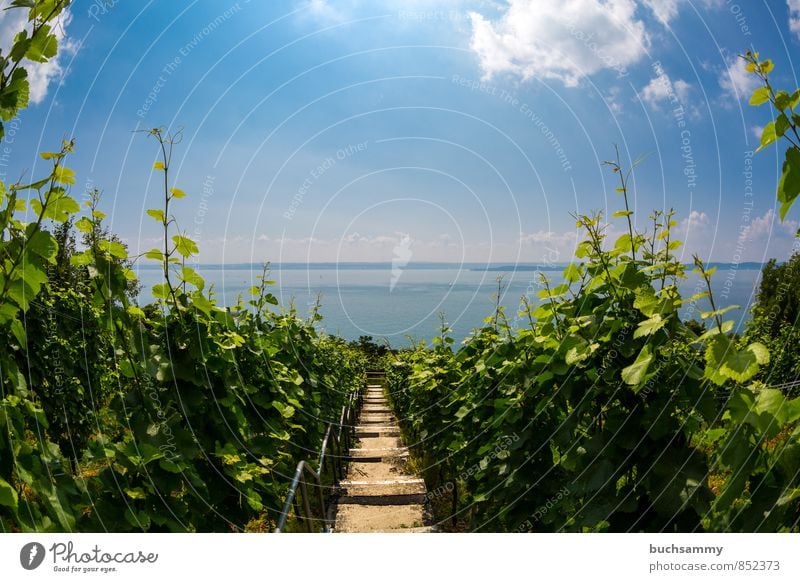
[134,263,763,347]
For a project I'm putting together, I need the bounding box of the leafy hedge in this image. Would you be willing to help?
[386,160,800,533]
[0,2,366,532]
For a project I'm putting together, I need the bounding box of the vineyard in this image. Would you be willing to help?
[1,1,800,534]
[386,147,800,533]
[0,1,366,533]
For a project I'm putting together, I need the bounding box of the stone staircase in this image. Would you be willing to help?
[332,372,433,533]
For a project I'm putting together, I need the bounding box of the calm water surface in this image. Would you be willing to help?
[135,264,763,347]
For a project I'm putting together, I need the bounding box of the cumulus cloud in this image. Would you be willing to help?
[640,69,691,108]
[676,209,799,262]
[742,208,798,242]
[642,0,680,25]
[681,210,710,231]
[0,1,75,105]
[719,53,759,102]
[468,0,649,86]
[789,0,800,38]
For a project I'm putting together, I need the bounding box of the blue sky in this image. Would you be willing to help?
[2,0,800,264]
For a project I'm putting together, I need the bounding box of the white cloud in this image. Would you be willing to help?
[304,0,346,22]
[676,209,799,262]
[742,208,798,241]
[604,86,624,113]
[640,69,691,108]
[681,210,710,231]
[468,0,649,86]
[789,0,800,38]
[719,54,760,102]
[640,0,724,26]
[0,1,74,105]
[642,0,680,25]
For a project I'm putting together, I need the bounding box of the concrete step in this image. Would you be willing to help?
[340,479,426,499]
[347,447,409,462]
[359,418,396,425]
[341,478,425,487]
[383,526,435,533]
[362,407,392,414]
[333,503,426,532]
[355,426,400,437]
[338,492,426,505]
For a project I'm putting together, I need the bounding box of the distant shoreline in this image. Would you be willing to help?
[134,261,767,271]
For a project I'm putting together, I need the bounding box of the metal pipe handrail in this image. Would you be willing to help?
[274,375,369,532]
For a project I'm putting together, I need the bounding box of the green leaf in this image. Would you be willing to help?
[563,263,581,284]
[10,318,26,348]
[749,86,770,106]
[706,335,769,385]
[153,161,165,171]
[169,188,186,199]
[776,113,790,137]
[147,209,165,222]
[70,252,92,266]
[612,210,633,218]
[614,234,632,252]
[99,239,127,259]
[145,248,164,261]
[575,241,592,259]
[25,26,57,63]
[172,235,199,257]
[127,306,146,318]
[756,121,777,153]
[75,216,93,233]
[0,477,18,510]
[0,68,29,122]
[53,166,76,185]
[778,147,800,219]
[125,488,147,500]
[180,266,204,291]
[34,191,79,222]
[634,314,666,338]
[622,345,654,388]
[152,283,170,299]
[26,230,57,262]
[272,401,295,419]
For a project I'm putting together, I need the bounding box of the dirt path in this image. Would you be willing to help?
[332,373,433,533]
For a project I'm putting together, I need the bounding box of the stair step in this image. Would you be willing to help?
[386,526,435,533]
[347,447,409,462]
[340,479,426,498]
[338,493,426,506]
[341,478,425,487]
[350,447,408,457]
[332,503,427,533]
[355,426,400,437]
